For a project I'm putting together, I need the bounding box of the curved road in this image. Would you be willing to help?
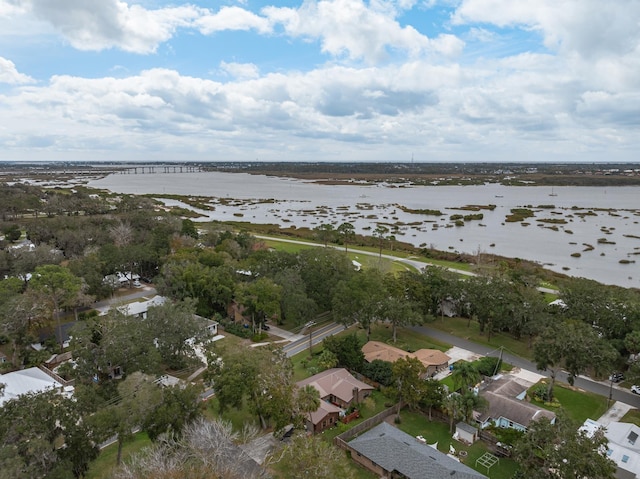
[255,235,474,276]
[412,324,640,409]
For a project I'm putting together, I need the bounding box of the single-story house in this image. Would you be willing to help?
[347,422,487,479]
[194,314,218,336]
[0,367,68,407]
[296,368,374,433]
[113,295,167,319]
[362,341,451,377]
[476,377,555,431]
[582,419,640,479]
[305,399,343,434]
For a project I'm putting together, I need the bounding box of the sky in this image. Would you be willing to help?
[0,0,639,163]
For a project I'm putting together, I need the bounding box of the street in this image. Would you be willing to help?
[281,322,346,357]
[412,324,640,409]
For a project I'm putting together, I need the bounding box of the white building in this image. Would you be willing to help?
[582,419,640,479]
[0,367,69,407]
[114,295,167,319]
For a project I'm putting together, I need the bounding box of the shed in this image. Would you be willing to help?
[455,422,479,445]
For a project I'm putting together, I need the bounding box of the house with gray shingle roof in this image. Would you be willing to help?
[476,376,555,431]
[347,422,487,479]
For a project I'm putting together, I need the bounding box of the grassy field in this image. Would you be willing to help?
[529,381,609,424]
[426,316,535,360]
[621,408,640,426]
[397,411,520,479]
[86,432,152,479]
[259,234,475,275]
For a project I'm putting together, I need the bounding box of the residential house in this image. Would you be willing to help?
[194,314,218,336]
[362,341,451,377]
[114,295,167,319]
[582,419,640,479]
[295,368,374,433]
[347,422,487,479]
[0,367,69,407]
[475,376,555,431]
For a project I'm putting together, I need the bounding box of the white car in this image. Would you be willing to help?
[631,385,640,395]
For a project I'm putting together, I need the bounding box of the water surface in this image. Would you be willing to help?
[89,172,640,288]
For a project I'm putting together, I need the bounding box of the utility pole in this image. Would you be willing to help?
[305,321,316,359]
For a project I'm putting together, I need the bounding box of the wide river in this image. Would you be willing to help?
[89,171,640,289]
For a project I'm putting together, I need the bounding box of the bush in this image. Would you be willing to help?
[362,359,394,386]
[474,356,502,377]
[78,310,99,321]
[219,319,252,339]
[251,332,268,342]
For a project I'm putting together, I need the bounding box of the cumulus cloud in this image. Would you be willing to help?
[7,0,202,53]
[219,61,260,80]
[452,0,640,59]
[196,6,272,35]
[0,56,34,84]
[263,0,458,64]
[0,0,638,162]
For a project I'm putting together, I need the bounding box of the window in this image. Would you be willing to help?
[622,455,630,463]
[607,449,613,457]
[628,431,638,445]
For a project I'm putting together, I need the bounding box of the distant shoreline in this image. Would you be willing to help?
[2,161,640,188]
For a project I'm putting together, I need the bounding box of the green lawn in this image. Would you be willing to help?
[258,233,476,275]
[204,396,260,432]
[529,381,608,424]
[397,411,520,479]
[86,432,152,479]
[319,390,392,443]
[621,408,640,426]
[262,238,317,253]
[427,316,534,360]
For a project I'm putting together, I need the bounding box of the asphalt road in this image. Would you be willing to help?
[281,322,346,357]
[412,324,640,409]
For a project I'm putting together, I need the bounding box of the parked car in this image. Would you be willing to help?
[609,372,624,383]
[631,385,640,394]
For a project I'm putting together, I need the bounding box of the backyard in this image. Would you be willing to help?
[396,410,519,479]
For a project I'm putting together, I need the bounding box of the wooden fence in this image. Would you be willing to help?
[334,403,401,449]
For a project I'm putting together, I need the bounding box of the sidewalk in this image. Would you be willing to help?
[268,325,305,342]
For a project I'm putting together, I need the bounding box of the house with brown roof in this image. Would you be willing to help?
[475,376,556,431]
[296,368,374,433]
[362,341,450,377]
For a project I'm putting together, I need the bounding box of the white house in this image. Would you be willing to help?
[0,367,69,407]
[114,295,167,319]
[582,419,640,479]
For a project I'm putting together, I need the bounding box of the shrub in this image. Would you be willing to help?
[251,332,268,342]
[362,359,394,386]
[219,319,252,339]
[474,356,502,377]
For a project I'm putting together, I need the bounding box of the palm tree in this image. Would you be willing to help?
[443,393,465,433]
[451,361,481,393]
[296,385,321,433]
